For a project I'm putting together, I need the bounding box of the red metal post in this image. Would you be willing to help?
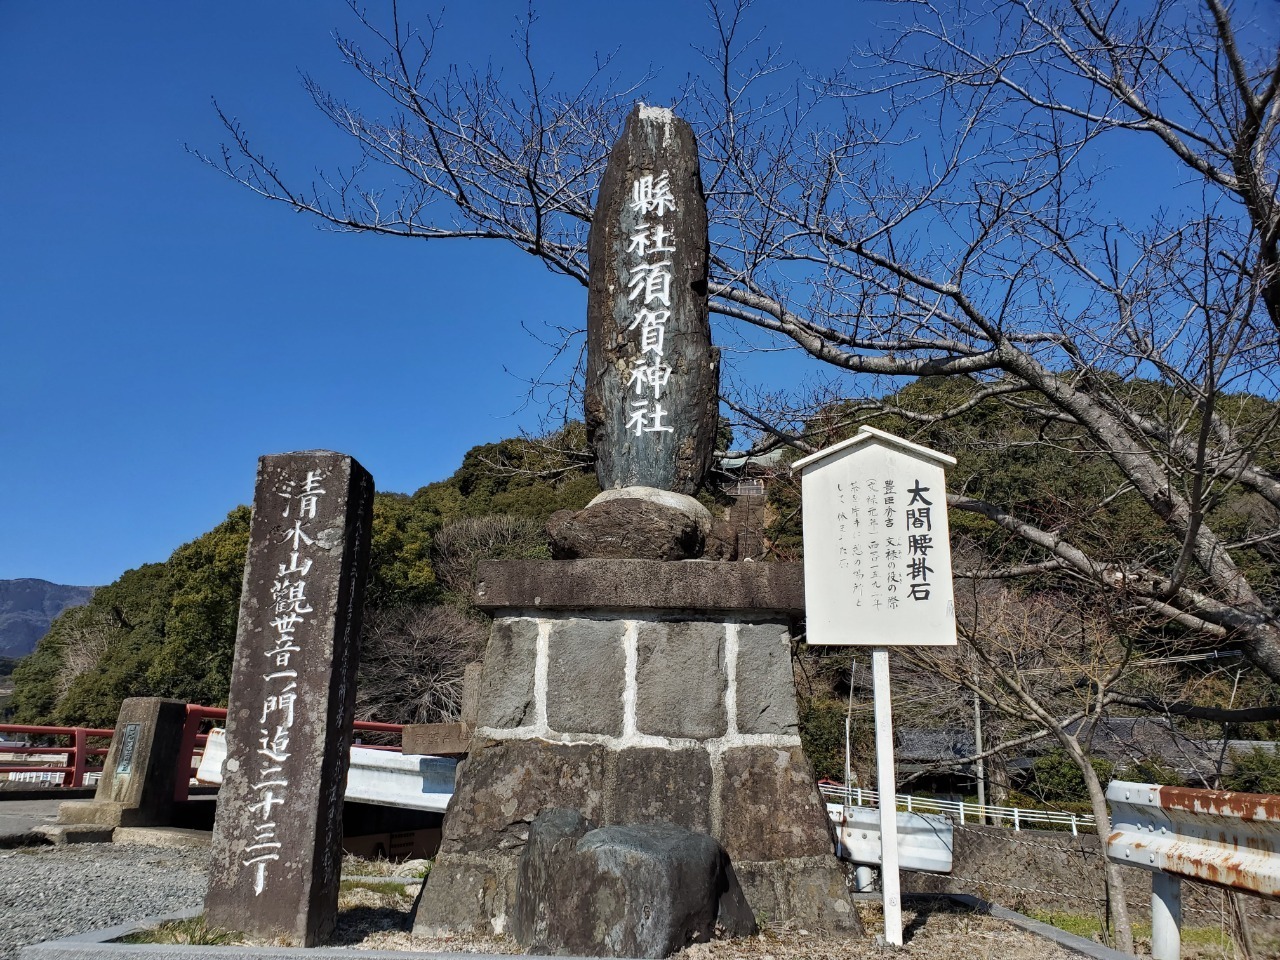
[174,705,228,801]
[66,728,88,787]
[174,710,201,802]
[0,724,112,786]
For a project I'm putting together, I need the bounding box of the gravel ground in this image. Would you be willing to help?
[0,843,208,960]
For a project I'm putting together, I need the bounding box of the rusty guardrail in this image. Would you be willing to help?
[1107,779,1280,960]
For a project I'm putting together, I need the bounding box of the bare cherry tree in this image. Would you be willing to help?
[906,585,1148,950]
[195,0,1280,691]
[54,608,125,704]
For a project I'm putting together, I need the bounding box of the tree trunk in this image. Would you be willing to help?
[1068,737,1135,953]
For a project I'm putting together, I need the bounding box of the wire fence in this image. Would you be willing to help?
[818,783,1096,835]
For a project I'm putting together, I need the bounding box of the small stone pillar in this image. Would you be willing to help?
[412,559,859,938]
[57,697,187,829]
[204,451,374,946]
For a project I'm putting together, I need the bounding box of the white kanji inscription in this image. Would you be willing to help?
[627,261,673,307]
[626,221,677,257]
[626,400,675,436]
[629,171,676,216]
[629,361,672,399]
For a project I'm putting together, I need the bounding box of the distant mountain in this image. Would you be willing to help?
[0,579,95,657]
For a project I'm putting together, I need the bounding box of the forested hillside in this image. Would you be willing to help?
[765,378,1280,785]
[8,425,596,727]
[11,383,1278,778]
[767,378,1278,605]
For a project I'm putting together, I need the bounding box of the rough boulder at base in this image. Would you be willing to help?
[511,808,757,958]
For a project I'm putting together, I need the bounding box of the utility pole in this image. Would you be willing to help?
[972,666,986,826]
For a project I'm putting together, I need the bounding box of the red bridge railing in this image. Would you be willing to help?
[175,705,227,802]
[2,706,403,798]
[0,724,115,787]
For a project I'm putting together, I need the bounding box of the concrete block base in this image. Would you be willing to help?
[57,799,184,830]
[57,800,127,827]
[412,852,519,937]
[414,851,860,937]
[735,856,860,931]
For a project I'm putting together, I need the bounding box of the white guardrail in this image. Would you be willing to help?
[3,770,103,787]
[826,802,953,879]
[818,783,1095,835]
[197,728,457,813]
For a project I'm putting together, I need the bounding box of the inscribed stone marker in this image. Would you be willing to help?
[66,697,187,828]
[585,104,719,495]
[205,451,373,946]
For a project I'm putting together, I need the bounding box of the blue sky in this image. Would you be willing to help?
[3,2,1274,587]
[2,1,874,586]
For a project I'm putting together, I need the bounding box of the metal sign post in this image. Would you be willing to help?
[872,647,902,941]
[794,427,957,947]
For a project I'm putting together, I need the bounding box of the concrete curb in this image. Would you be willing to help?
[16,908,593,960]
[17,892,1137,960]
[943,894,1136,960]
[111,828,210,849]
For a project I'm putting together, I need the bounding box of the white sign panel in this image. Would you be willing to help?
[794,427,957,646]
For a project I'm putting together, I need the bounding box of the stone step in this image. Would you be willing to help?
[34,823,115,844]
[113,826,211,848]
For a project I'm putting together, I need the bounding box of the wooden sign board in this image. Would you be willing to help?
[793,427,957,647]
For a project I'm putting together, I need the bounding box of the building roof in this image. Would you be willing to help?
[891,718,1275,783]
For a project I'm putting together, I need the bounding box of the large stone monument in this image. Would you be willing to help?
[412,107,858,948]
[585,104,719,495]
[205,451,374,946]
[550,104,721,562]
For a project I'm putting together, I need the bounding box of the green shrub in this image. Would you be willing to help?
[799,697,848,783]
[1027,749,1113,804]
[1223,745,1280,794]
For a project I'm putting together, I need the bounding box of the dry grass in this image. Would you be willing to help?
[120,872,1088,959]
[341,854,431,879]
[347,898,1081,958]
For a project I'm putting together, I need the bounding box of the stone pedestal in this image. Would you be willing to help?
[412,559,859,938]
[57,697,187,829]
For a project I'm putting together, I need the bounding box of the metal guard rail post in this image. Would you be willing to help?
[0,723,115,787]
[819,782,1094,835]
[175,705,228,802]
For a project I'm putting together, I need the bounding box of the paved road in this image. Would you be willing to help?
[0,798,60,842]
